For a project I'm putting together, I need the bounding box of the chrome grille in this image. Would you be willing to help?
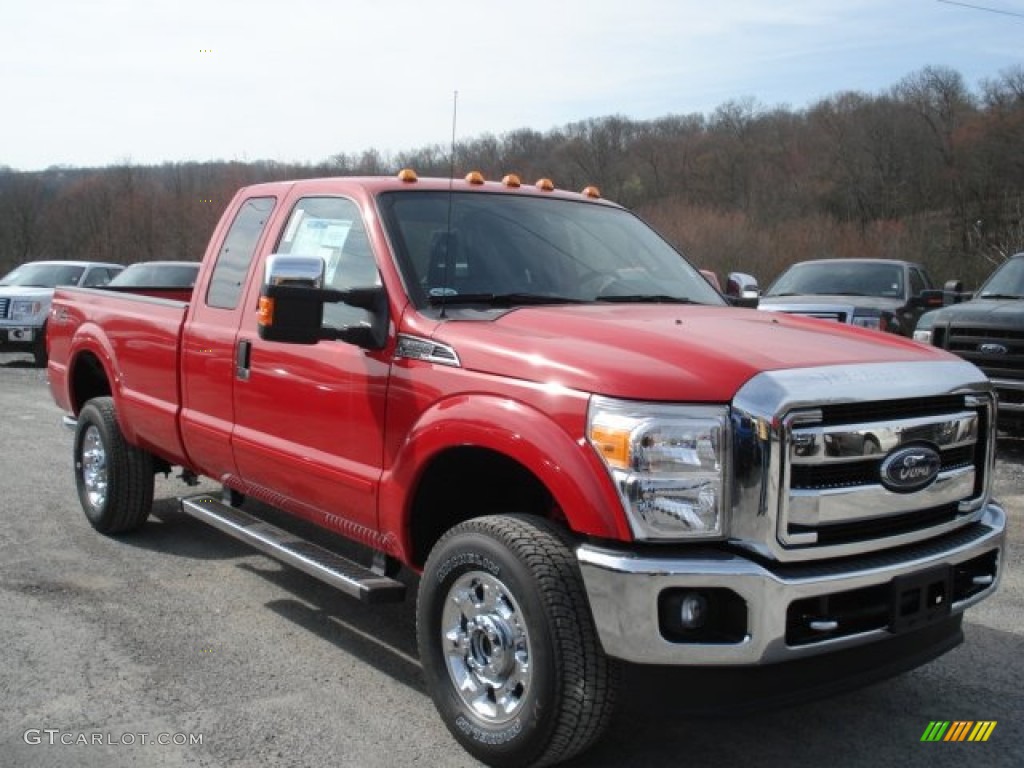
[781,406,984,548]
[730,361,996,563]
[0,297,9,319]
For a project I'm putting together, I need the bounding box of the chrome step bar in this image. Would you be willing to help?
[179,494,406,604]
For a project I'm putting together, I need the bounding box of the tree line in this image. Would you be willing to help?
[2,65,1022,289]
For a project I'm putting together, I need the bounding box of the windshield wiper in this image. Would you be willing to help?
[594,294,697,304]
[427,292,586,307]
[979,292,1024,300]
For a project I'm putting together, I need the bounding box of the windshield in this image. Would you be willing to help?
[977,256,1024,298]
[377,191,723,309]
[766,261,904,299]
[109,263,199,288]
[0,262,86,288]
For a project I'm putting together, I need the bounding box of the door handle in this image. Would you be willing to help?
[235,339,252,381]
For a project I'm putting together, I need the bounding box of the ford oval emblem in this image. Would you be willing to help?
[879,444,941,493]
[978,343,1008,355]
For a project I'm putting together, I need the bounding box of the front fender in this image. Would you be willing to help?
[379,393,631,557]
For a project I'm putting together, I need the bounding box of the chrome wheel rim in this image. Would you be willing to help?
[441,570,532,724]
[81,425,108,510]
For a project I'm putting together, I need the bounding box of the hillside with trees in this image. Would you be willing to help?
[1,65,1022,288]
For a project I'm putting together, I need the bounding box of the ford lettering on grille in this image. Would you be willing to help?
[879,444,942,493]
[977,343,1008,355]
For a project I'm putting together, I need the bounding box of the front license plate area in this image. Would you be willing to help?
[889,565,952,634]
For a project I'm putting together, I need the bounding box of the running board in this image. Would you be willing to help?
[179,494,406,604]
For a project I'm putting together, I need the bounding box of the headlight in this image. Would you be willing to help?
[588,395,727,541]
[10,299,43,321]
[912,329,933,344]
[851,314,882,331]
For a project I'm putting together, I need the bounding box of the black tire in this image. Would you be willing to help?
[32,323,47,368]
[73,397,154,534]
[417,515,618,768]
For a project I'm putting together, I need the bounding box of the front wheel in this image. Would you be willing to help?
[417,515,618,768]
[74,397,154,533]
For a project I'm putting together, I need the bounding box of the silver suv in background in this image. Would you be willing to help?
[0,260,123,366]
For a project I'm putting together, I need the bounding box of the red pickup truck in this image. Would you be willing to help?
[48,172,1005,767]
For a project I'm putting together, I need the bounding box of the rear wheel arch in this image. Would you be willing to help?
[68,349,113,416]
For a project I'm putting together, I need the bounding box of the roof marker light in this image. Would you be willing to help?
[465,171,485,184]
[581,185,601,199]
[535,178,555,191]
[501,174,521,188]
[397,168,418,182]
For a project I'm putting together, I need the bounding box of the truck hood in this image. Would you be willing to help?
[433,305,952,401]
[927,298,1024,325]
[0,286,56,299]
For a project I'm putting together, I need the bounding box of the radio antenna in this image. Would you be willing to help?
[440,90,458,319]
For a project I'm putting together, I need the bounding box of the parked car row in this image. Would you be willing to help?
[0,260,198,366]
[914,252,1024,435]
[0,261,124,366]
[716,255,1022,435]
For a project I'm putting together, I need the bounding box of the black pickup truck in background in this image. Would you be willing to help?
[915,252,1024,435]
[756,258,943,337]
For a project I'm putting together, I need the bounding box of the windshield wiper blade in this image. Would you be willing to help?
[979,292,1024,300]
[427,292,586,307]
[594,294,697,304]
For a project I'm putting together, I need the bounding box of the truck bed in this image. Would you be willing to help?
[48,287,191,466]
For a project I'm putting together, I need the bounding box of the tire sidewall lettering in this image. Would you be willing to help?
[435,550,501,584]
[454,714,523,746]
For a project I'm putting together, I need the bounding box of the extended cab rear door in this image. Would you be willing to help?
[180,194,279,481]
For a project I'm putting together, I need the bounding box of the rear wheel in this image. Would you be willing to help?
[417,515,618,768]
[74,397,154,533]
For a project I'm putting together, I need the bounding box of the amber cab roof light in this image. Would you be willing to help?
[501,174,521,188]
[535,178,555,191]
[581,185,601,199]
[464,171,485,185]
[397,168,418,182]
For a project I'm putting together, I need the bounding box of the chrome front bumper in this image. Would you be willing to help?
[577,501,1005,666]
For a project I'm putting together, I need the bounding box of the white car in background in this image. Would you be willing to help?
[0,260,123,366]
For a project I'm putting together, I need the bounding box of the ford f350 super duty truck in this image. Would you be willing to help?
[47,171,1005,768]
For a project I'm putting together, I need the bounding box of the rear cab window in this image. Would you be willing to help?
[206,197,277,309]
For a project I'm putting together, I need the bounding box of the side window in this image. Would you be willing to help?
[82,268,114,287]
[206,197,276,309]
[909,268,927,296]
[276,197,379,330]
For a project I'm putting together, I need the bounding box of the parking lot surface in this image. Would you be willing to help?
[2,353,1021,767]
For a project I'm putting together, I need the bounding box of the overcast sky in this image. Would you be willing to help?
[2,0,1022,172]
